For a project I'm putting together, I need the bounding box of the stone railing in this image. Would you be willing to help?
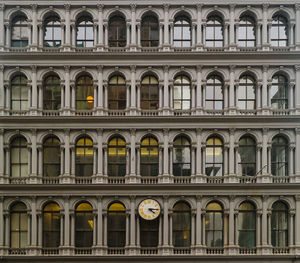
[140,176,159,184]
[107,110,127,116]
[206,176,224,184]
[237,176,257,184]
[9,177,29,184]
[140,247,158,254]
[75,177,93,184]
[107,247,125,255]
[41,248,59,255]
[239,247,257,254]
[206,247,224,254]
[107,176,126,184]
[173,247,191,254]
[173,176,192,184]
[272,247,290,254]
[42,177,60,184]
[8,248,27,255]
[74,247,92,255]
[272,176,290,183]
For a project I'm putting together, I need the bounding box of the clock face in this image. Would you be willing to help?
[138,199,161,220]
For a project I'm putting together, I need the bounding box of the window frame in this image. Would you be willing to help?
[43,75,61,110]
[271,15,288,47]
[75,136,94,177]
[10,136,28,178]
[205,15,224,47]
[238,136,256,177]
[108,15,126,47]
[11,15,28,47]
[43,136,61,178]
[271,74,288,110]
[76,15,94,47]
[271,202,288,247]
[173,136,191,177]
[173,75,191,110]
[11,75,29,111]
[205,136,224,177]
[238,15,256,47]
[271,136,288,177]
[43,15,62,47]
[173,15,191,47]
[205,75,223,111]
[75,202,93,248]
[238,202,256,248]
[238,75,256,110]
[141,15,159,47]
[75,75,94,110]
[108,75,127,110]
[140,75,159,110]
[108,136,126,177]
[140,136,159,177]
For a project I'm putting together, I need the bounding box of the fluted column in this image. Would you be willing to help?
[163,4,170,50]
[262,4,269,50]
[296,4,300,50]
[163,66,169,112]
[0,4,4,50]
[229,4,236,50]
[64,4,71,50]
[196,4,203,50]
[130,66,136,111]
[31,4,38,49]
[295,65,300,114]
[130,4,137,49]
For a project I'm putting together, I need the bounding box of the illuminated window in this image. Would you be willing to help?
[271,15,288,47]
[206,75,223,110]
[11,15,28,47]
[141,75,159,110]
[141,14,159,47]
[44,15,61,47]
[10,136,28,178]
[238,202,256,248]
[271,74,288,110]
[205,202,223,247]
[271,201,288,247]
[76,75,94,110]
[43,75,61,110]
[205,137,223,176]
[271,136,288,176]
[237,136,256,176]
[173,75,191,110]
[108,75,126,110]
[108,137,126,177]
[76,15,94,47]
[43,137,60,177]
[172,201,191,247]
[140,136,159,177]
[11,74,28,111]
[107,202,126,247]
[238,15,256,47]
[173,136,191,176]
[238,75,256,110]
[75,136,93,177]
[75,202,93,248]
[43,203,60,248]
[10,202,28,248]
[108,15,126,47]
[206,14,223,47]
[173,14,191,47]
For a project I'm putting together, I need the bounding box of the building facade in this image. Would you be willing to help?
[0,0,300,262]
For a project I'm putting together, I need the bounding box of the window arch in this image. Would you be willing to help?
[237,136,256,176]
[43,202,60,248]
[108,75,126,110]
[205,136,223,177]
[271,14,288,47]
[11,74,28,111]
[10,202,28,249]
[205,202,224,247]
[173,75,191,110]
[271,74,288,110]
[206,14,223,47]
[108,136,126,177]
[173,14,191,47]
[238,15,256,47]
[108,15,126,47]
[238,75,256,110]
[140,136,159,177]
[76,15,94,47]
[75,136,93,177]
[271,136,288,176]
[271,201,288,247]
[238,202,256,248]
[173,136,191,176]
[206,75,223,110]
[76,75,94,110]
[141,14,159,47]
[10,136,28,178]
[172,201,191,247]
[11,15,28,47]
[44,15,61,47]
[141,75,159,110]
[43,75,61,110]
[107,202,126,247]
[43,136,60,178]
[75,202,93,248]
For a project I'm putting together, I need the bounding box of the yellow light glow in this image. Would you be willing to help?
[86,96,94,103]
[88,220,93,229]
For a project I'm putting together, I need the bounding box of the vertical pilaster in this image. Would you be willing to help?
[64,129,70,181]
[97,5,104,50]
[195,129,202,179]
[261,128,268,177]
[64,4,71,50]
[0,129,3,182]
[130,66,136,111]
[196,66,202,113]
[64,66,71,114]
[262,4,269,50]
[129,129,136,179]
[229,66,236,114]
[31,4,38,50]
[0,197,3,250]
[196,4,203,50]
[129,196,137,254]
[296,4,300,50]
[97,66,103,114]
[31,66,38,114]
[229,4,236,50]
[95,196,103,254]
[228,129,235,180]
[195,196,203,254]
[163,4,170,50]
[30,129,37,182]
[163,66,169,113]
[295,65,300,114]
[262,65,269,114]
[0,65,4,114]
[228,196,236,253]
[261,196,271,254]
[130,4,137,50]
[163,129,169,176]
[295,128,300,182]
[295,195,300,254]
[161,195,170,254]
[0,5,4,51]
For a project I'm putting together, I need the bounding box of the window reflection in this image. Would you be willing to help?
[76,75,94,110]
[271,15,288,47]
[44,15,61,47]
[140,218,159,247]
[75,203,93,248]
[141,14,159,47]
[43,75,61,110]
[205,202,223,247]
[11,74,28,111]
[43,136,60,177]
[107,202,126,247]
[10,202,28,248]
[75,136,93,177]
[173,136,191,176]
[206,15,223,47]
[108,75,126,110]
[173,202,191,247]
[108,137,126,177]
[238,75,256,110]
[141,75,159,110]
[205,137,223,176]
[108,15,126,47]
[237,136,256,176]
[238,202,256,248]
[43,203,60,248]
[206,75,223,110]
[173,15,191,47]
[76,15,94,47]
[238,15,256,47]
[271,201,288,247]
[271,74,288,110]
[140,136,159,177]
[11,136,28,178]
[271,136,288,176]
[11,15,28,47]
[173,75,191,110]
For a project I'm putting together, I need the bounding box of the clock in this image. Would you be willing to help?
[138,199,161,220]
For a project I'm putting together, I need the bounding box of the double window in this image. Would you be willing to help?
[271,136,288,176]
[238,15,256,47]
[238,202,256,248]
[271,15,288,47]
[205,137,223,177]
[206,75,223,110]
[173,15,191,47]
[238,136,256,176]
[141,14,159,47]
[173,75,191,110]
[108,15,126,47]
[271,74,288,110]
[238,75,256,110]
[11,15,28,47]
[173,136,191,176]
[140,137,159,177]
[43,75,61,110]
[11,75,28,111]
[75,136,93,177]
[76,15,94,47]
[206,15,223,47]
[108,136,126,177]
[76,75,94,110]
[44,16,61,47]
[108,75,126,110]
[43,136,60,177]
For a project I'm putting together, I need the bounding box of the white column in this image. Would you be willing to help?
[104,23,108,47]
[31,66,38,112]
[64,197,70,246]
[257,82,262,110]
[295,65,300,113]
[163,4,169,48]
[0,4,4,50]
[31,129,37,177]
[27,25,32,46]
[31,4,38,47]
[261,128,268,176]
[289,211,294,246]
[0,130,3,179]
[64,4,71,48]
[96,196,103,247]
[196,4,203,49]
[64,66,70,112]
[163,66,169,110]
[195,196,202,248]
[0,65,4,112]
[93,24,97,46]
[163,129,169,175]
[5,23,10,48]
[192,24,196,47]
[295,128,300,179]
[130,4,136,47]
[224,145,228,175]
[71,24,76,47]
[256,211,261,248]
[196,66,202,111]
[289,145,294,177]
[289,23,295,46]
[228,196,235,248]
[262,66,268,111]
[64,129,70,176]
[159,24,163,47]
[0,197,3,247]
[130,196,136,247]
[130,129,136,176]
[229,129,235,175]
[295,195,300,252]
[235,24,239,45]
[257,23,262,48]
[38,85,43,110]
[262,4,269,49]
[137,24,141,47]
[97,65,103,110]
[169,146,173,176]
[261,196,268,247]
[60,24,64,46]
[196,129,202,176]
[296,4,300,50]
[126,23,130,47]
[97,4,104,48]
[191,83,195,110]
[229,66,235,112]
[130,66,136,109]
[97,129,103,176]
[4,213,9,247]
[229,4,235,48]
[163,196,169,246]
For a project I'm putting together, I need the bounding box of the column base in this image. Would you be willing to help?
[28,174,39,184]
[59,246,73,256]
[92,173,107,183]
[96,44,105,51]
[194,245,205,255]
[262,107,270,115]
[195,44,204,51]
[260,245,272,255]
[228,107,236,115]
[93,245,106,255]
[158,245,172,255]
[229,44,237,51]
[27,246,39,256]
[63,45,72,52]
[294,173,300,183]
[226,245,239,255]
[226,174,239,183]
[62,108,72,116]
[159,174,171,183]
[162,44,171,51]
[257,174,271,183]
[95,107,104,116]
[162,107,171,115]
[262,44,270,51]
[60,174,72,184]
[126,174,139,183]
[192,174,206,183]
[126,245,138,255]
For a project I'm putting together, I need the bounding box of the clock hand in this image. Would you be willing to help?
[148,208,159,213]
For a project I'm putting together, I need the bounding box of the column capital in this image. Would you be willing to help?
[295,127,300,134]
[196,3,203,10]
[196,65,202,72]
[97,65,103,72]
[64,65,70,72]
[262,4,269,11]
[130,65,136,72]
[262,65,269,72]
[163,3,169,11]
[0,4,5,11]
[295,65,300,72]
[31,4,38,11]
[31,65,37,73]
[64,4,71,11]
[262,128,269,134]
[130,4,136,11]
[130,128,136,136]
[295,3,300,11]
[229,4,235,11]
[0,64,3,72]
[97,4,104,11]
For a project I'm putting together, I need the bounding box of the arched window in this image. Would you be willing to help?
[271,74,288,110]
[75,202,93,248]
[76,15,94,47]
[141,14,159,47]
[206,15,223,47]
[238,202,256,248]
[43,203,60,248]
[76,75,94,110]
[43,137,60,177]
[271,201,288,247]
[205,202,223,247]
[11,15,28,47]
[173,136,191,176]
[172,202,191,247]
[108,15,126,47]
[140,136,159,177]
[173,75,191,110]
[11,137,28,178]
[141,75,159,110]
[206,75,223,110]
[44,15,61,47]
[238,15,256,47]
[107,202,126,247]
[10,202,28,249]
[271,136,288,176]
[108,137,126,177]
[238,136,256,176]
[108,75,126,110]
[271,15,288,47]
[173,15,191,47]
[43,75,61,110]
[205,137,223,177]
[75,136,93,177]
[238,75,256,110]
[11,74,28,111]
